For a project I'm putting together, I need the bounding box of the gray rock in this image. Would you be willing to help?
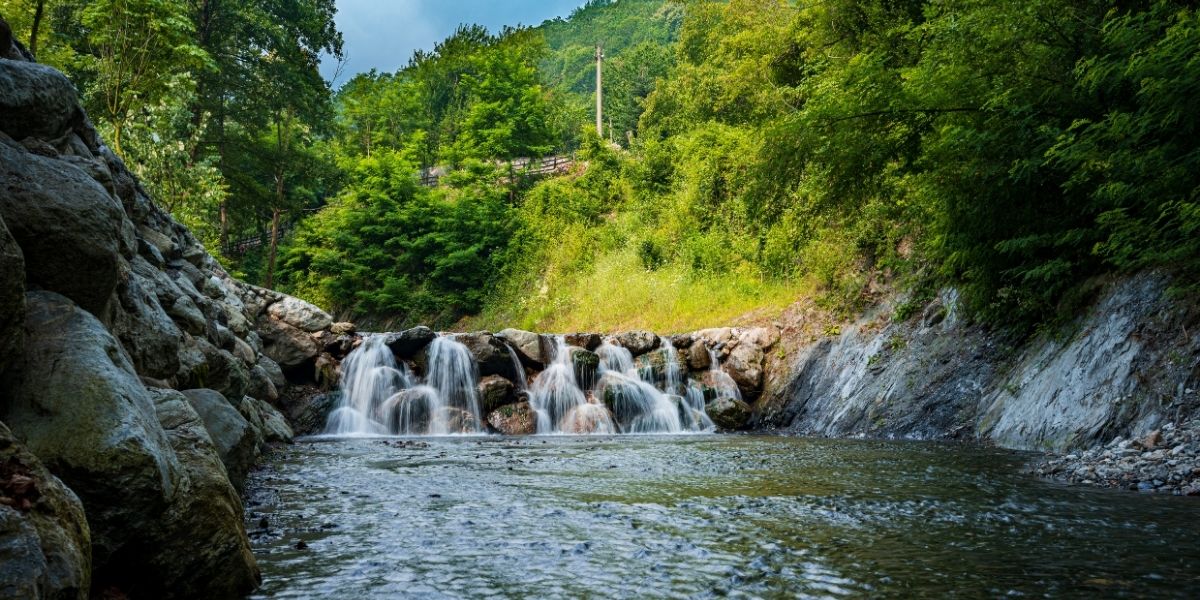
[723,342,764,400]
[176,338,250,401]
[236,396,294,445]
[611,330,660,356]
[0,60,79,141]
[0,291,183,580]
[257,355,287,390]
[330,322,356,335]
[145,389,260,598]
[180,389,259,491]
[453,332,516,379]
[498,328,547,365]
[0,142,125,317]
[257,315,319,370]
[266,296,332,333]
[246,365,280,403]
[564,332,603,351]
[685,339,711,372]
[111,268,184,380]
[0,214,23,374]
[0,422,91,600]
[383,326,436,359]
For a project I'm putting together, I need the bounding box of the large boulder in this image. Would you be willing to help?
[0,141,125,317]
[497,328,547,365]
[453,332,516,379]
[235,396,294,445]
[685,339,712,372]
[0,215,23,374]
[478,375,517,414]
[0,422,91,600]
[706,396,752,430]
[265,296,332,333]
[145,389,260,598]
[180,390,259,491]
[256,315,319,370]
[0,60,80,141]
[723,342,764,400]
[382,326,435,359]
[110,268,184,380]
[176,337,250,401]
[611,330,660,356]
[487,402,537,436]
[0,291,184,587]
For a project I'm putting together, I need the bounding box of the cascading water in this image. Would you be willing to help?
[324,334,485,436]
[325,335,410,435]
[505,344,528,392]
[530,336,615,434]
[594,340,707,434]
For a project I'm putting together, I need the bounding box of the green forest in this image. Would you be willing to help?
[5,0,1198,333]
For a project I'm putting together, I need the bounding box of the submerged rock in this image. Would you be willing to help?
[488,402,537,436]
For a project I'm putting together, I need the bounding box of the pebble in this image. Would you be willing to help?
[1032,420,1200,496]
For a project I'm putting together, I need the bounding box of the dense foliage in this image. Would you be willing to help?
[5,0,1196,331]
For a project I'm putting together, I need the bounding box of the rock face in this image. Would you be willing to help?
[0,47,334,597]
[497,328,547,365]
[266,296,332,333]
[383,326,435,359]
[0,422,90,600]
[758,275,1200,452]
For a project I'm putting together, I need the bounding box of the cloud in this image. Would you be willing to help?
[321,0,585,85]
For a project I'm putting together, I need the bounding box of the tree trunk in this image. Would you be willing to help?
[29,0,45,56]
[219,201,228,252]
[266,206,280,289]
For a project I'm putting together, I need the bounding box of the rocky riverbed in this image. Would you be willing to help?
[1032,420,1200,495]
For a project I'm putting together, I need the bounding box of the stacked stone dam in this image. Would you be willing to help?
[0,27,345,599]
[317,326,779,436]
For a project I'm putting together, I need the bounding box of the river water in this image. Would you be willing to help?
[245,435,1200,598]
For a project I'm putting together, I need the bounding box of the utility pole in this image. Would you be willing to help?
[595,44,604,137]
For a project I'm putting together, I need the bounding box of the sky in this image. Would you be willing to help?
[322,0,587,84]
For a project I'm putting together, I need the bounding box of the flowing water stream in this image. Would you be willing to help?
[246,435,1200,598]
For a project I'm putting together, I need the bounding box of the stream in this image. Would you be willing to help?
[245,434,1200,598]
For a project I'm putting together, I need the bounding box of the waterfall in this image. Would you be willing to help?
[505,344,528,392]
[325,331,715,437]
[325,335,409,436]
[323,334,484,436]
[705,348,742,401]
[423,336,484,434]
[530,336,615,434]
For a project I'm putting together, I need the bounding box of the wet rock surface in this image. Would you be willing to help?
[1033,420,1200,495]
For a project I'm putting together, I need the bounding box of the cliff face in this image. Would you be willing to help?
[755,273,1200,452]
[0,22,344,599]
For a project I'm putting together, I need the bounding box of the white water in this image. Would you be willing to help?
[530,337,616,434]
[326,332,717,436]
[324,335,484,435]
